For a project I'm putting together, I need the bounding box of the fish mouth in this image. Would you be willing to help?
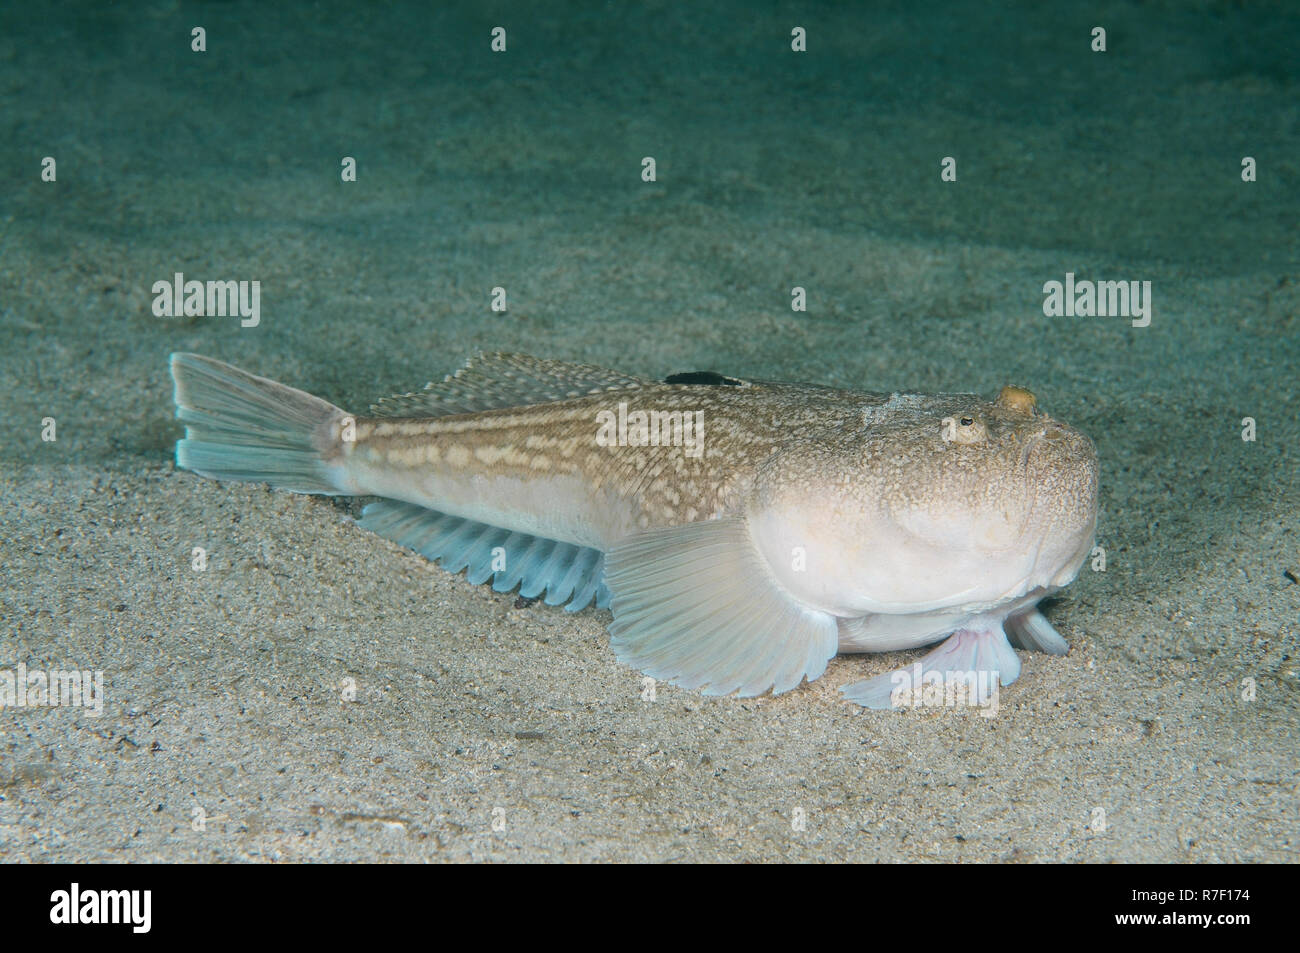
[1020,430,1048,472]
[1022,421,1086,475]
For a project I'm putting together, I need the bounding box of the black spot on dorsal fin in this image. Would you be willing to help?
[664,371,745,386]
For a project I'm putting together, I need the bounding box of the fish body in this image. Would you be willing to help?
[169,352,1098,709]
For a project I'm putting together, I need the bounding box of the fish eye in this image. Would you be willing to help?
[941,414,987,445]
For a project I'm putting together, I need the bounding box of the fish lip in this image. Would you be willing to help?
[1017,428,1054,541]
[1020,429,1048,473]
[1020,423,1098,559]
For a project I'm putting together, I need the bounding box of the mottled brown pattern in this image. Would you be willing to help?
[348,381,889,530]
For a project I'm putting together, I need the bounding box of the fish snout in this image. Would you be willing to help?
[1022,421,1099,580]
[1026,419,1095,471]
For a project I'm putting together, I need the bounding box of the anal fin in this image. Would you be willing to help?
[358,499,610,611]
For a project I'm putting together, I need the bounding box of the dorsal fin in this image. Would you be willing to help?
[370,352,651,418]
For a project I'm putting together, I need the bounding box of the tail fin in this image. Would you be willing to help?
[169,353,349,494]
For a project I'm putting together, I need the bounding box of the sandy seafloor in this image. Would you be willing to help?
[1,0,1297,862]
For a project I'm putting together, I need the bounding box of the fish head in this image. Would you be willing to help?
[749,386,1099,616]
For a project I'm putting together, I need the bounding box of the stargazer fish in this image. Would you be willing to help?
[169,352,1099,709]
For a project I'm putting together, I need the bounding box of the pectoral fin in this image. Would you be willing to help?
[604,517,838,698]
